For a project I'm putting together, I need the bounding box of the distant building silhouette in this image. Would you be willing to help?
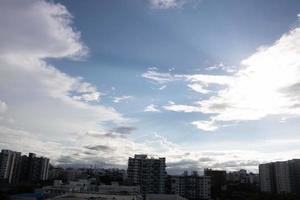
[127,154,166,195]
[204,168,226,199]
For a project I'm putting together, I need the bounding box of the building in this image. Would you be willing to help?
[146,194,188,200]
[288,159,300,196]
[42,180,141,199]
[204,169,226,199]
[274,161,291,193]
[127,154,166,195]
[168,171,211,200]
[259,159,300,196]
[20,152,50,183]
[259,163,276,193]
[227,169,259,185]
[0,149,50,184]
[0,149,21,183]
[51,193,142,200]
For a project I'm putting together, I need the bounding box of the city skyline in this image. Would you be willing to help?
[1,0,300,174]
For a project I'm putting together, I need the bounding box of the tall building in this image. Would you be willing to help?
[21,153,50,182]
[0,149,21,183]
[127,154,166,195]
[259,163,276,193]
[204,169,226,199]
[288,159,300,196]
[274,161,291,193]
[0,149,50,184]
[168,171,211,200]
[259,159,300,196]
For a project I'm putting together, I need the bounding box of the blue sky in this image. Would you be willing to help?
[0,0,300,173]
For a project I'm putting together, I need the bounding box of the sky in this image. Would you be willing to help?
[0,0,300,174]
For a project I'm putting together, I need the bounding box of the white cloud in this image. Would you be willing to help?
[196,26,300,125]
[150,0,185,9]
[113,96,134,103]
[0,0,125,159]
[191,120,218,132]
[156,15,300,131]
[142,67,175,84]
[144,104,161,112]
[182,74,232,85]
[159,85,167,90]
[205,62,237,73]
[164,101,202,112]
[187,83,210,94]
[0,0,87,59]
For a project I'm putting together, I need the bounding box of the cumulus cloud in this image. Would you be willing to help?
[148,14,300,131]
[189,26,300,130]
[0,0,125,162]
[0,0,87,59]
[144,104,161,112]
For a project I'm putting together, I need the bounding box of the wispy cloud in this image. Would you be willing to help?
[142,67,176,84]
[144,104,161,112]
[163,101,202,112]
[149,0,186,9]
[149,0,201,9]
[113,95,134,103]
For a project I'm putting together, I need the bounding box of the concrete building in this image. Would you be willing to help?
[43,179,141,198]
[20,152,50,182]
[259,163,276,193]
[227,169,259,185]
[168,171,211,200]
[0,149,50,184]
[259,159,300,196]
[288,159,300,196]
[0,149,21,183]
[274,161,291,193]
[127,154,166,195]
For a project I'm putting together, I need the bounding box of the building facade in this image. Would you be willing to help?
[168,171,211,200]
[127,154,166,195]
[0,149,50,184]
[259,159,300,196]
[0,149,21,183]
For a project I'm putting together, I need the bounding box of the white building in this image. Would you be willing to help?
[0,149,21,183]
